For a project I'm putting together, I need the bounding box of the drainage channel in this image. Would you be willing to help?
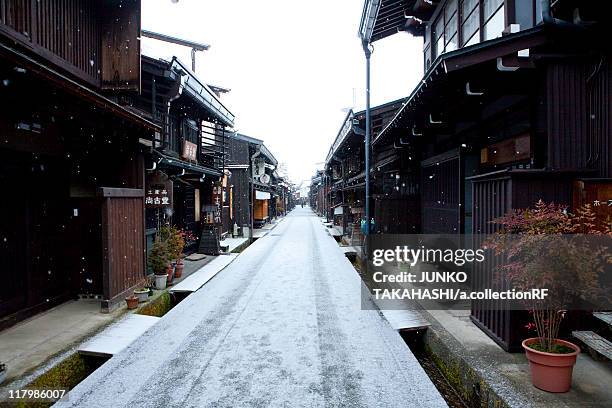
[2,240,255,407]
[1,290,186,408]
[401,330,469,408]
[350,256,469,408]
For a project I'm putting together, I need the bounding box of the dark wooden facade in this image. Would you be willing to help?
[355,0,611,350]
[323,99,414,243]
[226,135,252,231]
[226,133,286,237]
[0,0,158,326]
[309,171,326,217]
[0,0,140,89]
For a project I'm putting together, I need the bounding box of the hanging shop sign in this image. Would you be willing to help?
[259,173,271,184]
[256,190,271,200]
[351,206,364,214]
[253,157,265,178]
[573,180,612,229]
[146,171,173,208]
[211,182,223,224]
[181,140,197,162]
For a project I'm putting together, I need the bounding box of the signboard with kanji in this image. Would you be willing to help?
[573,180,612,229]
[181,140,197,162]
[146,171,173,208]
[253,157,265,178]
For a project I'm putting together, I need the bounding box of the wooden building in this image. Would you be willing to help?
[226,133,282,236]
[360,0,610,350]
[0,0,160,325]
[323,100,407,245]
[309,170,326,216]
[131,56,235,255]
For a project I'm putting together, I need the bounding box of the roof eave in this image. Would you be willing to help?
[170,58,235,127]
[372,26,548,145]
[359,0,383,42]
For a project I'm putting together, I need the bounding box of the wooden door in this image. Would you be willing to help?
[421,150,462,234]
[99,188,145,311]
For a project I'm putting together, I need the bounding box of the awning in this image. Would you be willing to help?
[372,26,548,146]
[256,191,271,200]
[153,151,222,177]
[375,153,400,170]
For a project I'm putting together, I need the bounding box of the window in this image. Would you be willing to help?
[431,0,507,61]
[434,0,458,58]
[483,0,505,40]
[445,0,458,52]
[461,0,480,46]
[483,0,503,20]
[434,17,444,59]
[182,119,199,144]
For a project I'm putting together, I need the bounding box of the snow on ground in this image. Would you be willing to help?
[55,207,447,408]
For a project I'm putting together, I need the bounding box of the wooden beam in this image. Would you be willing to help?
[97,187,145,198]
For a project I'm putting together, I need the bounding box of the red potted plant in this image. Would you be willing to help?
[486,201,611,392]
[160,226,177,284]
[172,229,187,279]
[126,295,139,310]
[165,262,174,284]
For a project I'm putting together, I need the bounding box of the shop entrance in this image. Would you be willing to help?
[0,152,74,325]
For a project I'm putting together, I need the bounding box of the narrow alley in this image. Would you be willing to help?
[55,207,446,408]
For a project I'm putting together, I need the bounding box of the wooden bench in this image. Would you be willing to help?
[573,331,612,361]
[593,311,612,326]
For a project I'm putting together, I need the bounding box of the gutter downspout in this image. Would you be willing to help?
[362,39,372,260]
[164,67,183,150]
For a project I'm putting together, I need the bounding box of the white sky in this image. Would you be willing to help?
[142,0,424,185]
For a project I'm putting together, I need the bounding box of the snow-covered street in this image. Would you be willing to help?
[56,207,447,408]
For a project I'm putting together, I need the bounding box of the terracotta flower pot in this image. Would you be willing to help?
[174,261,184,279]
[126,295,139,310]
[522,338,580,393]
[166,264,174,284]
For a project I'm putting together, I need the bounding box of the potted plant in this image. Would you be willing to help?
[173,229,187,278]
[166,262,175,285]
[126,295,139,310]
[486,201,611,392]
[149,239,169,290]
[160,226,181,284]
[134,288,149,303]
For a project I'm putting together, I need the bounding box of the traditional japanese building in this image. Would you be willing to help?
[324,99,407,245]
[360,0,610,350]
[226,133,281,237]
[0,0,159,325]
[131,55,235,255]
[309,170,326,216]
